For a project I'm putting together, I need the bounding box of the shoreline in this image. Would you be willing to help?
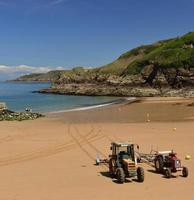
[1,96,194,122]
[47,97,137,114]
[47,96,194,123]
[46,96,194,116]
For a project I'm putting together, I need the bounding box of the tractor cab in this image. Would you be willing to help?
[110,142,137,163]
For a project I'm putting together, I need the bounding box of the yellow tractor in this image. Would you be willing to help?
[109,142,144,183]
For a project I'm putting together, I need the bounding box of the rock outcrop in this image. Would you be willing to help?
[0,109,44,121]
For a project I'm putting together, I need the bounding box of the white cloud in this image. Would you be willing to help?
[0,65,65,80]
[0,0,68,8]
[0,65,65,73]
[50,0,67,6]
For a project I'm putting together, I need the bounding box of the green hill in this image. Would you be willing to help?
[96,32,194,77]
[123,32,194,76]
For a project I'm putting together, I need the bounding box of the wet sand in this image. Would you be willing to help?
[0,97,193,200]
[48,97,194,123]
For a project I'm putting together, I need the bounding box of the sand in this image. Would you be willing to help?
[0,97,193,200]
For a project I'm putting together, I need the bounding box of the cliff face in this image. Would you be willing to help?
[22,32,194,97]
[39,67,194,97]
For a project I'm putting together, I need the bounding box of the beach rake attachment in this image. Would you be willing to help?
[95,152,109,165]
[137,150,157,167]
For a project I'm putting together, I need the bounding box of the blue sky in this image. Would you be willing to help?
[0,0,194,79]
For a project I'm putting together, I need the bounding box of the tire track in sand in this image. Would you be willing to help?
[69,124,107,169]
[0,126,103,166]
[74,126,107,158]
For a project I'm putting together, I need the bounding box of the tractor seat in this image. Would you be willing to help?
[119,151,130,159]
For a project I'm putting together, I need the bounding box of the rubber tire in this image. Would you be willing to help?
[109,159,113,175]
[155,156,164,173]
[117,168,125,183]
[165,168,172,178]
[109,159,116,177]
[182,167,189,177]
[137,167,144,182]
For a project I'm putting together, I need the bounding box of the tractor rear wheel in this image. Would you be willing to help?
[137,167,144,182]
[116,168,125,183]
[182,167,189,177]
[165,168,172,178]
[155,156,164,173]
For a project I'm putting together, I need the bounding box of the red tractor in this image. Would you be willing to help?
[154,151,189,178]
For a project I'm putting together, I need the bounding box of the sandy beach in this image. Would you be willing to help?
[0,97,194,200]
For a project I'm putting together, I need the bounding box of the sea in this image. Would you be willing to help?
[0,82,119,113]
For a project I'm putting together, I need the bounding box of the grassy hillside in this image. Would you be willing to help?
[123,32,194,75]
[94,37,176,75]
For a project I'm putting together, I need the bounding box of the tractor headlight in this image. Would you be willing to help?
[175,160,181,167]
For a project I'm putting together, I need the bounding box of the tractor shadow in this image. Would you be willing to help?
[100,171,112,178]
[147,169,159,174]
[131,178,141,183]
[99,171,133,184]
[147,169,177,179]
[161,175,177,179]
[113,179,133,184]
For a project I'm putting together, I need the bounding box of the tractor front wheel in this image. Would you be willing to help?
[165,168,172,178]
[137,167,144,182]
[116,168,125,183]
[155,156,163,173]
[182,167,189,177]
